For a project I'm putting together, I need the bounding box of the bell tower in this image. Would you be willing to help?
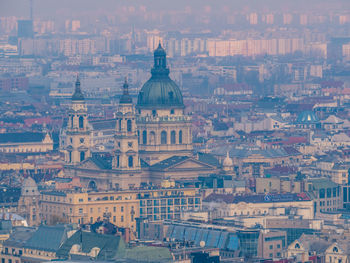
[64,75,91,165]
[113,78,141,171]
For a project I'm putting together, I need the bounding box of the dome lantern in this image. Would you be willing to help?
[72,74,84,101]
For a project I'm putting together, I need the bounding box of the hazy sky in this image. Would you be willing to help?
[1,0,349,18]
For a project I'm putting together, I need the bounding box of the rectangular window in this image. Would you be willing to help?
[121,206,124,212]
[113,216,116,222]
[121,216,124,222]
[344,187,348,203]
[79,208,83,214]
[113,207,116,212]
[327,188,331,198]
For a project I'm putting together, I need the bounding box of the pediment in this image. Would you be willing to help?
[167,158,215,171]
[75,159,101,170]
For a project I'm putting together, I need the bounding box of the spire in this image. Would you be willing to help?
[119,77,132,104]
[72,74,84,101]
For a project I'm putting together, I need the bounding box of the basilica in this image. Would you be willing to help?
[61,44,219,190]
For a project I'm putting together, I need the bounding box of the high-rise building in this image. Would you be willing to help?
[17,20,34,38]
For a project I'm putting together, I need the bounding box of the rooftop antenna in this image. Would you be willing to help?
[30,0,33,20]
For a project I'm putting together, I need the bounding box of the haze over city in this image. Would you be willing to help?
[0,0,349,262]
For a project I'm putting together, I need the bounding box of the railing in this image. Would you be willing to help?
[137,115,191,123]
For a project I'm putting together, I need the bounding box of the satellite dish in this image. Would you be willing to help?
[200,241,205,248]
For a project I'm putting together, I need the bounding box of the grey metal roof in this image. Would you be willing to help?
[24,225,69,252]
[211,145,300,159]
[0,132,46,144]
[3,226,36,248]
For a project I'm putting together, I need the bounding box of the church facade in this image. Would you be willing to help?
[62,44,219,190]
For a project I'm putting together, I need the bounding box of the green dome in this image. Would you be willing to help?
[137,43,184,109]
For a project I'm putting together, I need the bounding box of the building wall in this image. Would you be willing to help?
[0,135,53,154]
[138,188,201,221]
[40,191,139,231]
[258,230,287,259]
[137,109,193,165]
[205,200,315,220]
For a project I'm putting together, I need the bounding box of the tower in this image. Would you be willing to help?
[136,43,193,165]
[64,75,91,165]
[113,78,141,172]
[18,177,40,226]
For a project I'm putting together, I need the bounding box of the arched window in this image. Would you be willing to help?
[127,120,132,132]
[80,151,85,162]
[150,131,156,145]
[171,131,176,144]
[137,130,140,143]
[128,156,133,168]
[79,116,84,129]
[179,130,183,144]
[69,151,72,163]
[142,130,147,145]
[88,181,96,190]
[161,131,167,144]
[118,119,122,131]
[71,116,74,128]
[169,91,174,100]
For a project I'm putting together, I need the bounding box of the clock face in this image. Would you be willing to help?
[80,138,84,143]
